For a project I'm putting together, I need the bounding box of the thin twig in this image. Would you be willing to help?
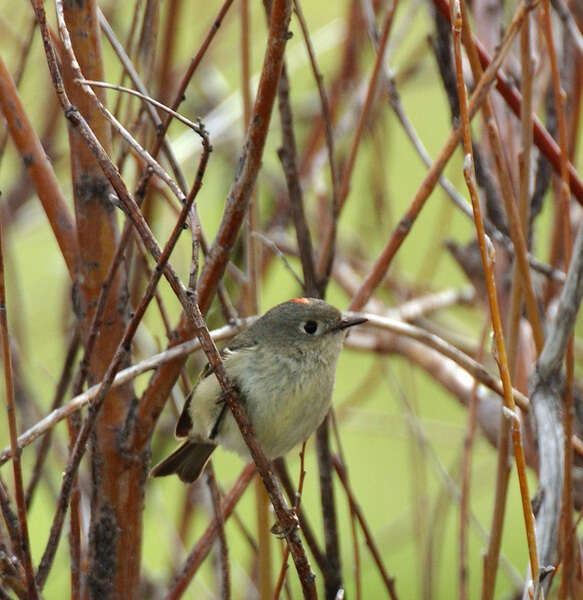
[273,442,308,599]
[432,0,583,204]
[332,457,398,600]
[24,328,80,510]
[0,213,38,599]
[541,1,575,596]
[349,0,533,311]
[451,0,539,588]
[205,463,230,600]
[164,464,256,600]
[317,0,397,282]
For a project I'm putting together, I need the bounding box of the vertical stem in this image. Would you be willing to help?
[451,0,539,588]
[317,418,342,599]
[507,8,534,371]
[0,219,39,599]
[541,0,574,595]
[243,3,271,598]
[482,12,533,599]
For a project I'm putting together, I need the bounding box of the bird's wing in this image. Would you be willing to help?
[175,334,258,438]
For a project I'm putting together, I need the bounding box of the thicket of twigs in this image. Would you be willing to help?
[1,0,583,598]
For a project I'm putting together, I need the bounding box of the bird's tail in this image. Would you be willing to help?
[150,440,216,483]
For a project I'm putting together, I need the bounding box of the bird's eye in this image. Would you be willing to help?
[303,320,318,334]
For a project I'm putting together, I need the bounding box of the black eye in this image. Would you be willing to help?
[303,320,318,334]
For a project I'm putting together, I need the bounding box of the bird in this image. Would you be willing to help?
[150,297,367,482]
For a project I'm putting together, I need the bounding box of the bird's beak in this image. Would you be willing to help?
[333,315,368,331]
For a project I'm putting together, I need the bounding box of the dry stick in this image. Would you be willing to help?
[481,412,512,600]
[349,0,531,312]
[507,9,534,379]
[327,409,362,600]
[458,0,544,355]
[277,63,318,296]
[0,55,78,280]
[64,0,232,388]
[292,0,338,290]
[24,329,80,510]
[370,0,563,289]
[273,443,308,599]
[541,1,575,597]
[482,13,535,596]
[332,457,399,600]
[164,464,256,600]
[78,79,204,149]
[124,0,234,200]
[56,9,204,585]
[0,528,27,600]
[450,0,539,589]
[204,463,230,600]
[274,459,328,574]
[0,221,39,600]
[315,414,342,600]
[432,0,583,205]
[0,475,22,565]
[29,12,214,586]
[316,0,397,281]
[98,9,187,193]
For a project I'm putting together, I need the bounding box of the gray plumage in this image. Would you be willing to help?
[150,298,366,483]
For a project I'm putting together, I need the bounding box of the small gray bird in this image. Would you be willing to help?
[150,298,366,482]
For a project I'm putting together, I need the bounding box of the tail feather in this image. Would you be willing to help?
[150,441,216,483]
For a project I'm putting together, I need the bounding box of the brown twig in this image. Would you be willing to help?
[317,0,397,282]
[432,0,583,204]
[457,0,545,355]
[98,9,187,193]
[349,0,532,312]
[451,0,539,589]
[541,1,575,596]
[274,458,328,574]
[332,457,398,600]
[276,63,318,296]
[205,463,230,600]
[273,442,308,599]
[164,464,256,600]
[0,214,39,599]
[292,0,338,291]
[0,55,78,280]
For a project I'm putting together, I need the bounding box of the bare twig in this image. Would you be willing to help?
[451,0,539,589]
[349,0,533,311]
[164,464,256,600]
[0,214,38,599]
